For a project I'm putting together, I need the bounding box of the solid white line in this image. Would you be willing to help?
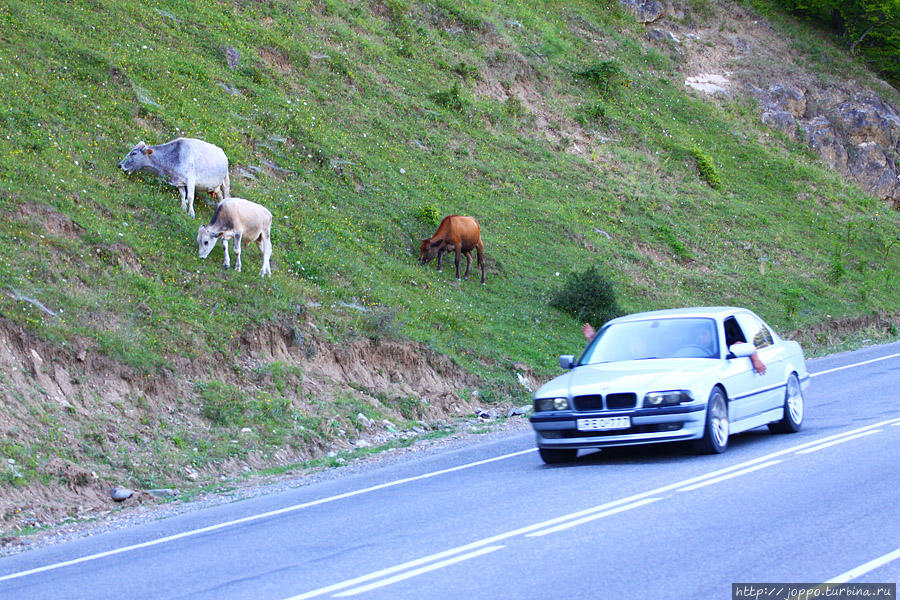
[675,460,783,492]
[810,352,900,378]
[827,547,900,583]
[795,430,882,454]
[332,546,505,597]
[526,498,663,537]
[0,449,536,584]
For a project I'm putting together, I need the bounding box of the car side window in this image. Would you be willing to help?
[734,313,773,349]
[723,316,746,348]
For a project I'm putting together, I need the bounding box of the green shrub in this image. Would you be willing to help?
[504,95,524,118]
[430,81,466,112]
[576,101,606,126]
[549,266,622,327]
[415,203,441,227]
[690,146,723,190]
[574,61,625,97]
[653,224,692,261]
[452,61,479,80]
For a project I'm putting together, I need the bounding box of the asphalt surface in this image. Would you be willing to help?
[1,342,898,600]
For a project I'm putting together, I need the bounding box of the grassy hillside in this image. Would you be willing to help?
[0,0,897,528]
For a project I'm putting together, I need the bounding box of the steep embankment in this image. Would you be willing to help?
[0,0,896,535]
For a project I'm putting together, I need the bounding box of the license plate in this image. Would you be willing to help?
[577,416,631,431]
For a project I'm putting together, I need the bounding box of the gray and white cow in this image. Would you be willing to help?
[118,137,230,218]
[197,198,272,277]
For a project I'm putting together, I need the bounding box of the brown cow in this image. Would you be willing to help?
[419,215,485,284]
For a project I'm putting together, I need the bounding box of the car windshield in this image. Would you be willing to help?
[578,317,719,365]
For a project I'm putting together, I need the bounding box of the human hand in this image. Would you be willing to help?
[582,323,596,341]
[750,352,767,375]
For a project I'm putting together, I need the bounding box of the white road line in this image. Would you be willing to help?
[810,352,900,378]
[0,449,535,584]
[675,460,783,492]
[526,498,663,537]
[332,546,505,597]
[795,430,882,454]
[827,547,900,583]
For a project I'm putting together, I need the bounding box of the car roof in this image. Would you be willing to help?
[606,306,753,325]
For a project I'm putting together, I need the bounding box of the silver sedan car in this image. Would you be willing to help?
[530,307,809,463]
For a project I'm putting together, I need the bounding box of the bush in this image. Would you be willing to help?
[430,81,466,112]
[576,101,606,126]
[549,266,622,327]
[690,146,723,190]
[415,203,441,227]
[574,61,625,97]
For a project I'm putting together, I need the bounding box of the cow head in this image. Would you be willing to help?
[118,141,153,174]
[197,225,222,258]
[419,238,442,264]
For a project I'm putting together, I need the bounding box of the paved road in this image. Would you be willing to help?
[1,343,898,600]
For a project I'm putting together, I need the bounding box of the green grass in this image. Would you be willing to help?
[0,0,897,499]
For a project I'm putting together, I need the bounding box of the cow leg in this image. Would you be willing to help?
[436,249,444,272]
[178,186,189,214]
[454,247,462,280]
[259,232,272,277]
[222,239,230,269]
[477,245,486,284]
[462,250,472,280]
[233,233,243,272]
[185,176,196,218]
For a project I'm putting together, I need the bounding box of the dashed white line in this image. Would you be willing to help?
[332,546,505,597]
[827,547,900,583]
[526,497,663,537]
[795,430,882,454]
[675,460,783,492]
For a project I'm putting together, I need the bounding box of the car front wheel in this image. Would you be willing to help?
[694,387,729,454]
[768,373,803,433]
[539,448,577,464]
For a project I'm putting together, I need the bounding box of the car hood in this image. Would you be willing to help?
[534,359,718,399]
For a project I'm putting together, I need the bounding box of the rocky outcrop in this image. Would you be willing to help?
[751,83,900,205]
[620,0,666,24]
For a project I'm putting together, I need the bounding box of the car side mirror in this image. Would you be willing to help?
[559,355,575,370]
[728,342,756,359]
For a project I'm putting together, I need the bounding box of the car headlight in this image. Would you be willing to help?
[535,397,570,411]
[644,391,693,407]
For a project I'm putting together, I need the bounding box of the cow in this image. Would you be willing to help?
[118,137,230,218]
[419,215,485,284]
[197,198,272,277]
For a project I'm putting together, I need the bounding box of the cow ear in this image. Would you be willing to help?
[213,231,224,238]
[143,147,154,155]
[430,240,441,247]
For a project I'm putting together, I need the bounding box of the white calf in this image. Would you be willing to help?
[197,198,272,277]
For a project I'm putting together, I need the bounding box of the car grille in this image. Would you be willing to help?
[606,393,637,409]
[571,393,637,411]
[572,395,604,411]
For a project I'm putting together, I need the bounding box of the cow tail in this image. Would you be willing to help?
[222,171,231,199]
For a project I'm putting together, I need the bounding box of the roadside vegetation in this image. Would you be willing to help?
[0,0,896,523]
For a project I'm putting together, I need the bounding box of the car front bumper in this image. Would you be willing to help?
[530,404,707,449]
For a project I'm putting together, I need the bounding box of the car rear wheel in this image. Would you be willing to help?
[694,387,729,454]
[768,373,803,433]
[539,448,577,464]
